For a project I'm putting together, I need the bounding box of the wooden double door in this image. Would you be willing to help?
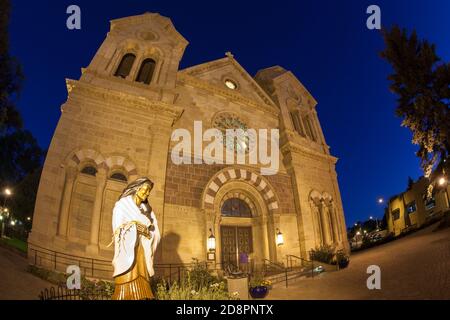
[220,226,253,270]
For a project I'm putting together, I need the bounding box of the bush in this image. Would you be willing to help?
[27,265,115,299]
[154,259,238,300]
[334,249,350,268]
[188,258,218,291]
[155,278,238,300]
[309,245,335,264]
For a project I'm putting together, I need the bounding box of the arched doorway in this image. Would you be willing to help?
[202,168,281,271]
[214,185,274,272]
[220,198,254,270]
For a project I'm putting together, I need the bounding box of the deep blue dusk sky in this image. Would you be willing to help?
[8,0,450,226]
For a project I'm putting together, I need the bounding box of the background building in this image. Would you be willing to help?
[28,13,348,277]
[388,171,450,236]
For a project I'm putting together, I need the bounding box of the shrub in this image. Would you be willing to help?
[188,258,218,291]
[309,245,334,264]
[334,249,350,268]
[27,265,115,299]
[155,278,237,300]
[154,259,237,300]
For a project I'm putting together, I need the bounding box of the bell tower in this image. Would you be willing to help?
[80,12,188,101]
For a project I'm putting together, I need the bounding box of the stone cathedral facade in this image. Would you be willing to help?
[28,13,348,275]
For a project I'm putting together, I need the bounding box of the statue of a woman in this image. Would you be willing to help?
[111,177,160,300]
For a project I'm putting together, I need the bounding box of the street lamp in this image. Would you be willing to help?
[378,198,384,204]
[2,188,12,208]
[437,175,449,208]
[0,208,9,238]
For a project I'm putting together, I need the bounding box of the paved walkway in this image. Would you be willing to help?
[266,224,450,299]
[0,223,449,300]
[0,246,52,300]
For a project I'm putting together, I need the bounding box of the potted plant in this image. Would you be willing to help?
[335,249,350,269]
[249,274,271,299]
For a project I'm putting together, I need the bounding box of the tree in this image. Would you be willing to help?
[0,0,44,225]
[0,130,44,185]
[9,167,42,230]
[380,26,450,177]
[0,0,23,131]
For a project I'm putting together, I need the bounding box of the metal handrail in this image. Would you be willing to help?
[286,254,314,278]
[28,242,202,282]
[262,258,284,270]
[262,258,289,288]
[286,254,313,268]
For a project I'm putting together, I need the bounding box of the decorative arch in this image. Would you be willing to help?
[64,148,107,172]
[202,167,279,213]
[104,154,138,180]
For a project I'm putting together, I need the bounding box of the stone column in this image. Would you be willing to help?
[329,201,340,243]
[310,200,322,247]
[86,168,107,255]
[57,167,77,237]
[319,199,332,245]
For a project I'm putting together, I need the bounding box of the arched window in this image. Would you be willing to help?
[290,111,305,136]
[110,172,127,182]
[114,53,136,79]
[81,166,97,176]
[135,58,156,84]
[221,198,252,218]
[302,115,317,142]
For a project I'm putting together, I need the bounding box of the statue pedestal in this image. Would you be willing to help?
[226,276,249,300]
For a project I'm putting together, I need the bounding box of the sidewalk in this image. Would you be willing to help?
[0,245,52,300]
[265,224,450,299]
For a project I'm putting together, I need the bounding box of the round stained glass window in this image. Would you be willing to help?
[212,113,253,153]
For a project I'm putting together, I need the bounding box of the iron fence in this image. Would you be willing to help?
[39,285,110,300]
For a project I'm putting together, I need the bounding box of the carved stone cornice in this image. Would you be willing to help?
[66,79,184,125]
[281,140,338,164]
[176,72,279,118]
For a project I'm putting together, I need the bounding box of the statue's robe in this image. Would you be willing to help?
[111,195,160,299]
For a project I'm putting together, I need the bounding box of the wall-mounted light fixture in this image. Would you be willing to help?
[276,228,284,246]
[207,228,216,252]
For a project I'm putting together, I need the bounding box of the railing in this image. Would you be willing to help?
[28,243,113,280]
[286,254,314,278]
[262,259,285,274]
[262,259,289,288]
[39,285,110,300]
[28,243,202,283]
